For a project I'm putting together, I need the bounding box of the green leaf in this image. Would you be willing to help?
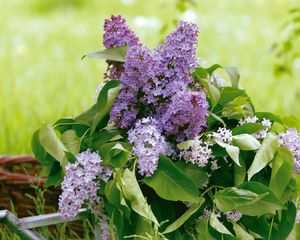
[256,112,282,123]
[90,80,120,134]
[214,187,265,212]
[237,182,284,216]
[120,169,158,225]
[144,156,199,203]
[45,161,64,187]
[222,96,254,120]
[196,219,214,240]
[32,129,52,166]
[209,212,233,236]
[82,46,128,62]
[39,124,68,167]
[177,140,195,150]
[175,161,209,188]
[232,123,265,135]
[270,147,294,198]
[223,66,240,88]
[61,129,80,155]
[234,155,246,186]
[232,222,254,240]
[247,133,279,180]
[90,128,125,149]
[209,112,226,127]
[277,201,297,239]
[217,87,248,107]
[225,145,240,166]
[232,134,261,151]
[198,78,220,107]
[163,198,205,234]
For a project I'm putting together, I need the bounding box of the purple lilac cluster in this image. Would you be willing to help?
[59,150,105,220]
[278,128,300,174]
[159,90,208,141]
[100,215,112,240]
[225,209,242,222]
[238,116,272,139]
[103,15,208,141]
[180,137,213,167]
[128,117,173,176]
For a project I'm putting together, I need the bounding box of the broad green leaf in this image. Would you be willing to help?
[75,104,98,125]
[175,161,209,188]
[39,124,68,167]
[241,216,269,239]
[91,80,120,134]
[247,133,278,180]
[281,115,300,129]
[232,134,261,151]
[277,201,297,239]
[232,123,265,135]
[82,46,128,62]
[237,182,284,216]
[32,129,52,166]
[209,212,233,236]
[209,112,226,127]
[256,112,282,123]
[234,156,246,186]
[232,222,254,240]
[61,129,80,155]
[120,169,158,225]
[144,156,199,203]
[196,219,214,240]
[270,147,294,198]
[223,66,240,88]
[91,128,125,149]
[198,78,220,106]
[225,145,240,166]
[163,197,205,233]
[214,187,265,212]
[45,161,64,187]
[218,87,248,107]
[222,96,254,120]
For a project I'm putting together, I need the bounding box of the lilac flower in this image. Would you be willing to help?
[225,209,242,222]
[103,15,140,48]
[179,138,213,167]
[151,21,199,98]
[110,45,155,128]
[198,207,212,221]
[210,159,220,171]
[128,117,173,176]
[238,116,272,139]
[278,128,300,174]
[212,127,233,144]
[158,90,209,141]
[100,215,112,240]
[58,150,103,220]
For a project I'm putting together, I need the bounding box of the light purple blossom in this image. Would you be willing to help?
[179,138,213,167]
[158,90,208,141]
[58,150,103,220]
[210,159,220,171]
[238,116,272,139]
[212,127,233,144]
[225,209,242,222]
[100,215,112,240]
[198,207,212,221]
[128,117,173,176]
[278,128,300,174]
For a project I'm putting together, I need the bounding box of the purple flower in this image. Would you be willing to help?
[110,46,155,128]
[159,90,208,141]
[211,127,233,144]
[100,215,112,240]
[103,15,140,48]
[278,128,300,174]
[58,150,106,220]
[179,138,213,167]
[128,117,173,176]
[225,209,242,222]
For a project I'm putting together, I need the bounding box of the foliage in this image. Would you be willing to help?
[31,16,300,239]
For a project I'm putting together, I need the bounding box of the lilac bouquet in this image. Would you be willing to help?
[32,15,300,239]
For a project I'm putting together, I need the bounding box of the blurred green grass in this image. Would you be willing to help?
[1,0,299,154]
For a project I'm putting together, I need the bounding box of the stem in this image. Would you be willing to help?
[268,215,275,240]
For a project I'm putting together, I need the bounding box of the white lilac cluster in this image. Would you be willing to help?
[198,207,212,221]
[179,138,213,167]
[59,150,107,220]
[211,127,233,144]
[128,117,174,177]
[238,116,272,139]
[278,128,300,174]
[225,209,242,222]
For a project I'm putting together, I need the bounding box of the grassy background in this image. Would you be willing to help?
[1,0,300,154]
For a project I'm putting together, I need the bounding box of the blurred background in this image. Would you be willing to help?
[1,0,300,155]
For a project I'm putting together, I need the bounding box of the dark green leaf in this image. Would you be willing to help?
[82,46,128,62]
[277,201,297,239]
[163,198,205,233]
[144,156,199,203]
[247,133,278,180]
[234,155,246,186]
[45,161,64,187]
[232,123,265,135]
